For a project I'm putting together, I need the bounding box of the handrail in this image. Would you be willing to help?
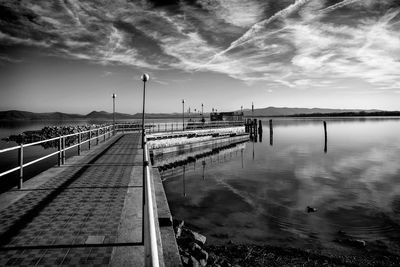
[0,125,115,188]
[0,122,244,189]
[144,139,160,267]
[0,125,113,153]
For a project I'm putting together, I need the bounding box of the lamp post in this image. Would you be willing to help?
[182,99,185,131]
[252,102,254,117]
[141,73,149,149]
[201,103,203,115]
[112,93,116,135]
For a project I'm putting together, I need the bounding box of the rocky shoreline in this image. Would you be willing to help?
[173,220,400,267]
[2,124,108,147]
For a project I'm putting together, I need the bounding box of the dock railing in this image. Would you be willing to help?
[116,120,244,133]
[143,137,160,267]
[0,121,244,189]
[0,125,115,189]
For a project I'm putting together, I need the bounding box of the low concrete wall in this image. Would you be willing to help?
[151,167,182,267]
[151,135,249,156]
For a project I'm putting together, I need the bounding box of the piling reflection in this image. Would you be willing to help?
[155,141,247,196]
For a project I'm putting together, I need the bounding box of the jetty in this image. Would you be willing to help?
[0,122,246,266]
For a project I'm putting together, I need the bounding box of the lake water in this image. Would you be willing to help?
[160,117,400,254]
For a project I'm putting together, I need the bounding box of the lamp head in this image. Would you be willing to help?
[182,99,185,104]
[141,73,150,82]
[112,93,116,98]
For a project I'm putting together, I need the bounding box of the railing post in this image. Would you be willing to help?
[88,130,91,150]
[78,133,81,156]
[62,137,65,164]
[18,144,23,189]
[104,128,106,142]
[96,129,99,145]
[58,137,62,166]
[172,123,173,133]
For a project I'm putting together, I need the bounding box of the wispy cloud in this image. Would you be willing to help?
[0,0,399,91]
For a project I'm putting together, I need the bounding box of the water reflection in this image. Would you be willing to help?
[161,118,400,254]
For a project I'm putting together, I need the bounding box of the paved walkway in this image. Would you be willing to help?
[0,133,145,266]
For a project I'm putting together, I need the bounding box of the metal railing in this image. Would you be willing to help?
[0,122,244,189]
[116,120,244,133]
[0,125,115,189]
[143,138,160,267]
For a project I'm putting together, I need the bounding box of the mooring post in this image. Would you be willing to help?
[324,121,327,153]
[269,119,273,146]
[18,144,23,189]
[78,133,81,156]
[253,119,258,137]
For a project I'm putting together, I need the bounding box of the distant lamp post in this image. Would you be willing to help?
[201,103,204,115]
[188,107,191,121]
[241,105,243,114]
[141,73,149,148]
[252,102,254,117]
[182,99,185,131]
[112,93,116,135]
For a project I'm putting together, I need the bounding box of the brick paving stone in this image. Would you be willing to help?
[0,134,143,266]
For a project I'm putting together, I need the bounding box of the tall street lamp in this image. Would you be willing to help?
[112,93,116,135]
[141,73,149,149]
[201,103,204,115]
[182,99,185,131]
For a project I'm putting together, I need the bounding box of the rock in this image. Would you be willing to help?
[173,219,185,238]
[192,231,207,245]
[199,259,207,267]
[266,252,275,259]
[181,254,190,265]
[335,238,366,248]
[190,256,200,267]
[307,206,317,213]
[190,243,208,262]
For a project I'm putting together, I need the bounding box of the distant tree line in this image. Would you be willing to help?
[288,111,400,117]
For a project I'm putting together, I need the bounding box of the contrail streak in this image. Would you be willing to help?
[204,0,312,66]
[319,0,362,14]
[203,0,364,67]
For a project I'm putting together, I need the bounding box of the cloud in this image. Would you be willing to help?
[196,0,265,27]
[0,0,399,90]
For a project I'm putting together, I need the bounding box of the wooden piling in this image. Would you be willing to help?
[324,121,327,153]
[269,119,273,146]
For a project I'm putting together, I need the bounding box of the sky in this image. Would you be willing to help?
[0,0,399,114]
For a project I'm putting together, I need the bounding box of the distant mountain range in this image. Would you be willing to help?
[239,107,383,117]
[0,107,398,121]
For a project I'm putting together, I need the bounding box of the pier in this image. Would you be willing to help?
[0,122,244,266]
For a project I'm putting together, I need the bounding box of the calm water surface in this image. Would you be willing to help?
[161,118,400,254]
